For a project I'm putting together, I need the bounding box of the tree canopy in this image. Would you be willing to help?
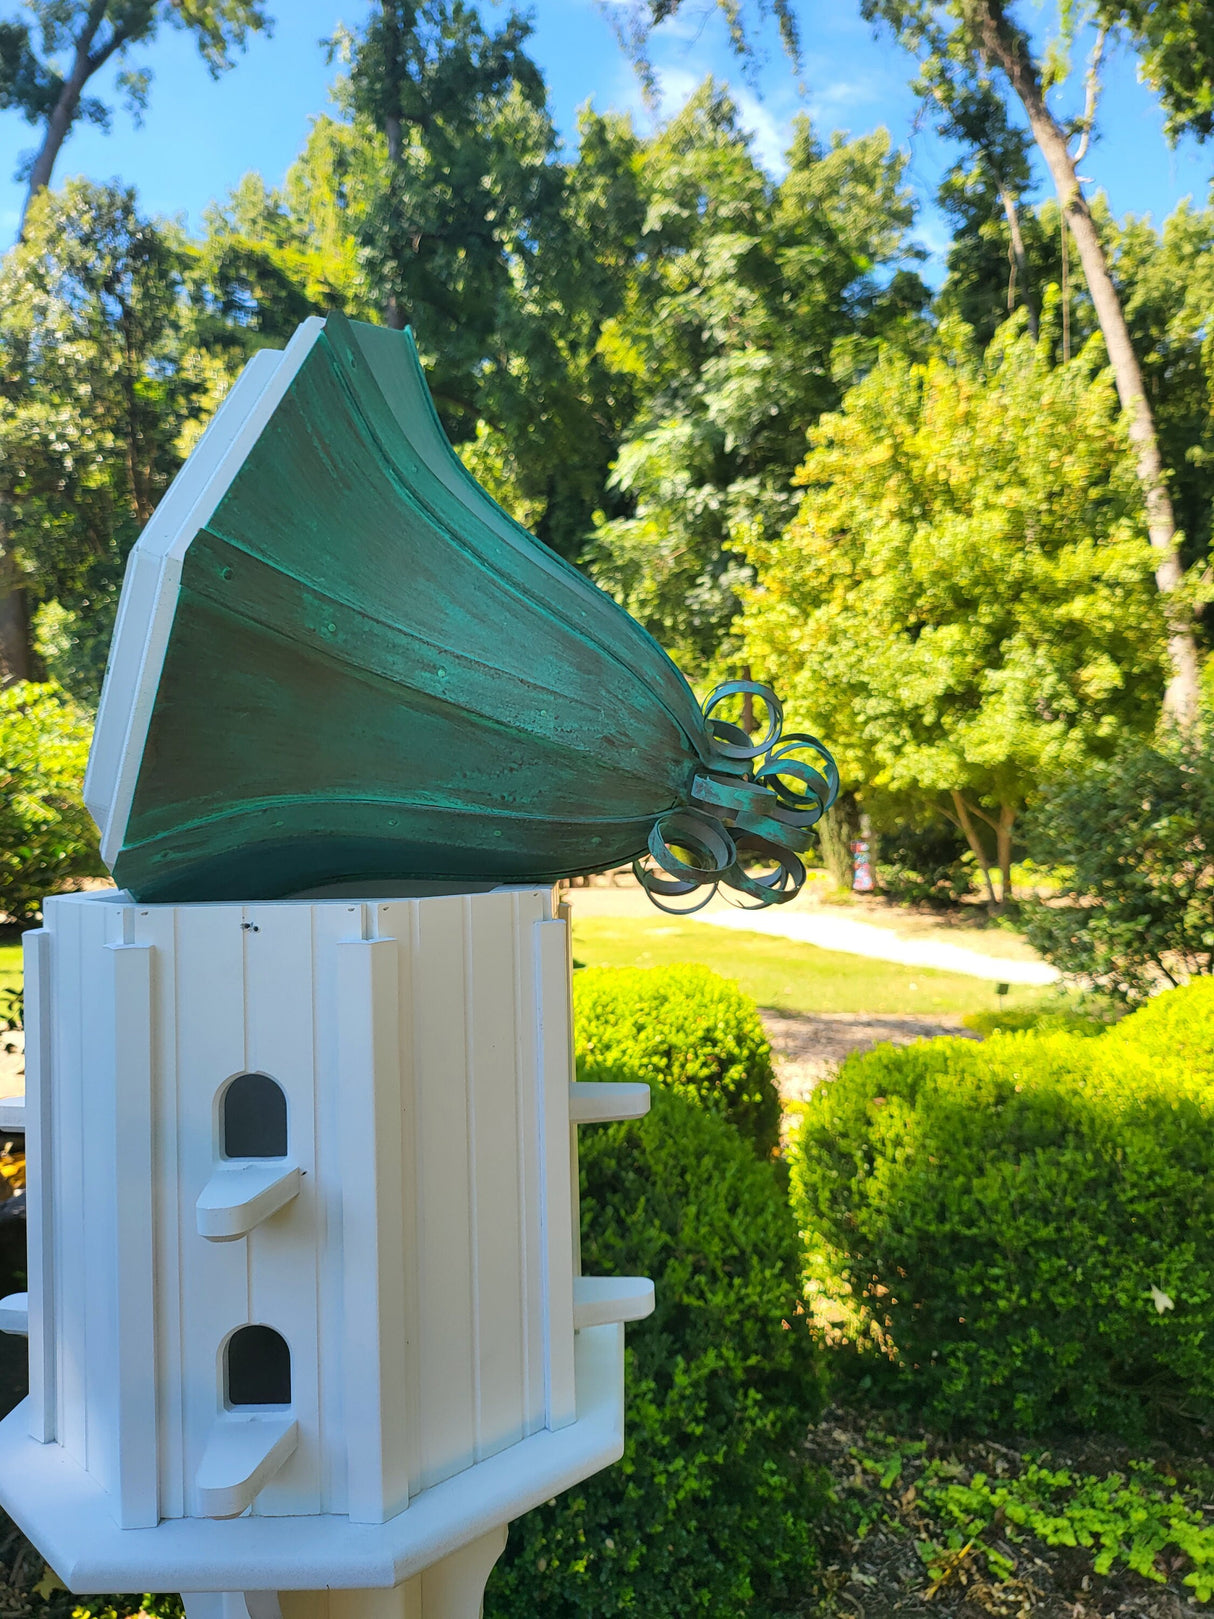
[739,316,1168,903]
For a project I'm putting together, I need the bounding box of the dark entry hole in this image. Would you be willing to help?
[225,1324,291,1407]
[222,1072,287,1159]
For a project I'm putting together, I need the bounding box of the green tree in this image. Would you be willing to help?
[589,81,928,674]
[0,180,194,703]
[739,317,1168,908]
[0,679,102,923]
[862,0,1204,726]
[1098,1,1214,142]
[2,1,271,238]
[335,1,548,342]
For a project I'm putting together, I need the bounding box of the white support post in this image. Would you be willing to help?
[273,1524,508,1619]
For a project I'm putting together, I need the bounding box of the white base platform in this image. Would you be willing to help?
[0,1324,623,1592]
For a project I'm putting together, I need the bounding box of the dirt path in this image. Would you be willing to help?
[759,1009,978,1104]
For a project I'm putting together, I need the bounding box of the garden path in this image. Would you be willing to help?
[759,1009,977,1104]
[696,908,1059,985]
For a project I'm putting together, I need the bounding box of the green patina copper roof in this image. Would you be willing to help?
[85,314,835,908]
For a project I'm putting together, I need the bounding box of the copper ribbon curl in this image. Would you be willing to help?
[634,680,840,914]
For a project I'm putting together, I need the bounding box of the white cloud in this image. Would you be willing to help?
[733,85,793,175]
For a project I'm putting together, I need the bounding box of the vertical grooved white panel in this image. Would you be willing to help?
[22,928,53,1443]
[535,917,576,1430]
[52,899,87,1469]
[81,900,117,1496]
[175,906,251,1515]
[467,892,526,1461]
[246,903,321,1517]
[412,897,476,1489]
[374,902,420,1508]
[109,940,158,1528]
[557,901,583,1288]
[139,903,184,1519]
[511,891,546,1435]
[313,904,356,1517]
[337,930,410,1523]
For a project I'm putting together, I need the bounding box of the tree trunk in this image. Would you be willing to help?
[18,0,110,239]
[995,802,1015,907]
[951,789,998,910]
[965,0,1202,728]
[999,187,1037,337]
[0,545,31,688]
[818,791,860,892]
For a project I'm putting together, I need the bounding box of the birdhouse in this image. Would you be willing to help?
[0,313,833,1618]
[0,883,652,1618]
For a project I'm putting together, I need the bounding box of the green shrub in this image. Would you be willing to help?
[792,1000,1214,1438]
[486,1088,822,1619]
[1104,974,1214,1079]
[961,994,1119,1038]
[573,965,780,1157]
[0,681,102,925]
[876,821,971,907]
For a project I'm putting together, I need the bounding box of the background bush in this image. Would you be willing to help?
[1023,731,1214,1000]
[793,982,1214,1439]
[876,820,972,908]
[573,964,780,1157]
[486,1087,822,1619]
[0,681,102,925]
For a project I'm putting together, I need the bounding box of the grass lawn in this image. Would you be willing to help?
[572,913,1043,1017]
[0,945,19,1001]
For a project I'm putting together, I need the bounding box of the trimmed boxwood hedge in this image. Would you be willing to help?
[573,964,780,1158]
[485,1087,822,1618]
[792,980,1214,1439]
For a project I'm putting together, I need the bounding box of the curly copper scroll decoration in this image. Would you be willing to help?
[634,680,839,914]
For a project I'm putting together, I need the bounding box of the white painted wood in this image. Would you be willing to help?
[196,1165,301,1241]
[82,899,123,1502]
[108,937,159,1529]
[279,1525,506,1619]
[49,897,88,1470]
[465,892,525,1464]
[21,926,53,1442]
[311,903,358,1517]
[86,319,325,866]
[136,898,186,1520]
[244,902,323,1520]
[417,1522,507,1619]
[0,1294,28,1335]
[412,898,476,1490]
[572,1277,656,1330]
[0,1322,626,1592]
[535,918,576,1431]
[0,1098,25,1132]
[174,904,254,1518]
[196,1418,300,1519]
[183,1594,282,1619]
[508,891,546,1437]
[568,1083,651,1124]
[337,931,409,1525]
[182,1593,275,1619]
[12,888,646,1592]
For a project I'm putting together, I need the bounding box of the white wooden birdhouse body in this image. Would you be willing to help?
[0,886,651,1595]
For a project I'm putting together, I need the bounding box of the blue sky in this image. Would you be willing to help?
[1,0,1211,283]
